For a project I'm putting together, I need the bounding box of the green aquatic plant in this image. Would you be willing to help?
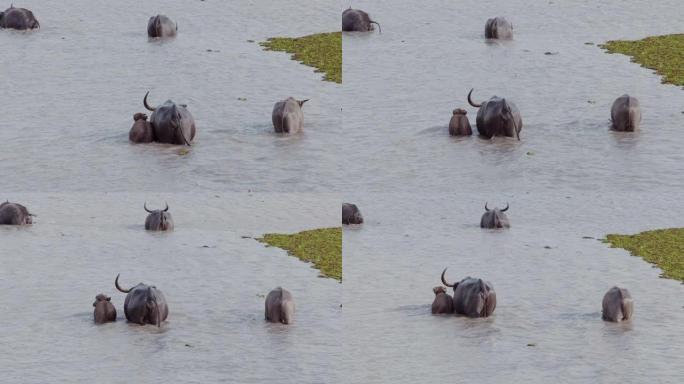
[257,227,342,282]
[601,34,684,87]
[604,228,684,282]
[260,32,342,84]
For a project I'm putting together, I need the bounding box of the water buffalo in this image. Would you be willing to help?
[0,201,33,225]
[342,8,381,32]
[449,108,472,136]
[485,17,513,39]
[342,203,363,225]
[144,202,173,231]
[129,113,154,143]
[610,94,641,132]
[468,88,522,140]
[0,5,39,30]
[143,91,196,145]
[115,274,168,327]
[480,202,510,229]
[431,286,454,314]
[147,14,176,38]
[272,97,308,134]
[93,294,117,324]
[265,287,295,325]
[441,268,496,318]
[602,286,633,322]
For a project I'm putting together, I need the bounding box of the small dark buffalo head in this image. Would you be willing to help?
[468,88,521,140]
[93,293,117,323]
[115,274,168,327]
[433,286,447,295]
[147,14,177,38]
[0,200,34,225]
[342,203,363,225]
[144,91,196,146]
[144,202,174,231]
[342,8,381,33]
[449,108,472,136]
[480,202,510,229]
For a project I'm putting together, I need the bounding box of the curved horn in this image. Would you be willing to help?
[370,21,382,33]
[441,268,455,288]
[143,91,156,112]
[468,88,482,108]
[298,99,309,107]
[144,202,153,213]
[485,202,490,211]
[163,202,169,212]
[115,274,130,293]
[501,203,509,212]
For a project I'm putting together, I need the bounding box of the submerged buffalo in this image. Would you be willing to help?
[0,5,39,30]
[431,286,454,314]
[468,88,522,140]
[480,202,510,229]
[144,202,173,231]
[602,286,633,322]
[610,94,641,132]
[147,14,176,38]
[265,287,295,325]
[129,113,153,143]
[93,294,117,324]
[342,8,381,32]
[449,108,472,136]
[342,203,363,225]
[115,274,168,327]
[441,268,496,318]
[272,97,309,134]
[0,201,33,225]
[142,91,196,145]
[485,17,513,39]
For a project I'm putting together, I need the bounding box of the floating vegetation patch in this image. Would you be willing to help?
[257,227,342,281]
[604,228,684,282]
[260,32,342,84]
[601,34,684,87]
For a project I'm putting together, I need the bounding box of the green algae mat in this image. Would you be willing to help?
[601,34,684,87]
[605,228,684,282]
[258,227,342,282]
[261,32,342,84]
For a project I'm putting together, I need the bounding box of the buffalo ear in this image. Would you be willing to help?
[106,297,111,301]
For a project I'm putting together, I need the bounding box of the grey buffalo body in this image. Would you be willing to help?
[265,287,295,324]
[129,113,154,143]
[342,8,381,32]
[115,274,168,327]
[342,203,363,225]
[468,89,522,139]
[144,202,173,231]
[143,91,196,145]
[93,294,117,323]
[147,14,176,38]
[602,286,633,322]
[441,268,496,318]
[610,94,641,132]
[485,17,513,39]
[272,97,308,133]
[480,203,510,229]
[0,6,39,30]
[0,201,33,225]
[431,286,454,314]
[449,108,472,136]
